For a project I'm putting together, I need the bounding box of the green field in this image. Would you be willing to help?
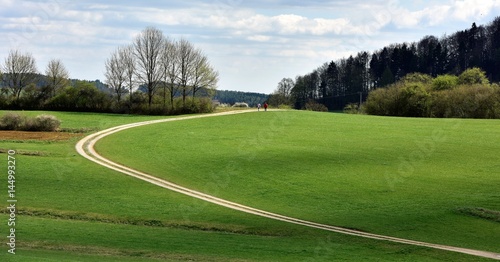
[1,110,499,261]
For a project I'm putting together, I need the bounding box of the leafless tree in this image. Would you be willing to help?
[133,27,166,107]
[45,59,69,98]
[2,50,38,99]
[276,77,294,97]
[105,47,129,102]
[122,45,136,104]
[161,39,179,110]
[103,27,219,112]
[191,49,219,98]
[177,38,197,106]
[268,77,294,106]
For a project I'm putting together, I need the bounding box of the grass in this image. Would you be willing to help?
[0,110,169,130]
[1,214,491,262]
[0,110,498,261]
[96,111,500,252]
[457,207,500,223]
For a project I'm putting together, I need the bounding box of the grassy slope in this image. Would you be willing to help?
[0,110,496,261]
[5,214,484,262]
[96,111,500,253]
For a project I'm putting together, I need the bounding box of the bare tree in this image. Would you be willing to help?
[161,39,179,110]
[277,78,294,97]
[269,78,294,106]
[102,27,220,112]
[177,38,196,107]
[122,45,136,104]
[105,47,128,102]
[2,50,38,99]
[191,49,219,98]
[45,59,69,98]
[133,27,166,107]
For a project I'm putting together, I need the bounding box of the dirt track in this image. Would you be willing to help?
[75,110,500,260]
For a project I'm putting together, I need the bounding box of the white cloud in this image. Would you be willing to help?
[137,6,376,37]
[247,35,271,42]
[451,0,500,20]
[0,0,13,7]
[60,10,104,24]
[421,5,452,26]
[2,0,500,93]
[382,0,500,29]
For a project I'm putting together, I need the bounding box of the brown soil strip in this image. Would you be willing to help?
[0,131,82,141]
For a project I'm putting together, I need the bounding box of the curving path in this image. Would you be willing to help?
[75,110,500,260]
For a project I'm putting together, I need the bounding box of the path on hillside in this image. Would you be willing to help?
[75,110,500,260]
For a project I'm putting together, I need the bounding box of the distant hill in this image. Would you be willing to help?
[0,74,111,93]
[70,79,110,93]
[214,90,269,107]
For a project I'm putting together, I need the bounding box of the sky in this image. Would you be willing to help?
[1,0,499,94]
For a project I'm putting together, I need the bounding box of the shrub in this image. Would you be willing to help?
[364,87,391,116]
[0,113,61,131]
[305,100,328,112]
[0,112,26,130]
[429,85,500,118]
[197,97,215,113]
[400,83,431,117]
[181,97,214,114]
[24,115,61,131]
[343,103,360,114]
[365,82,431,117]
[401,73,433,85]
[458,68,490,86]
[278,104,293,110]
[432,75,459,91]
[366,69,499,119]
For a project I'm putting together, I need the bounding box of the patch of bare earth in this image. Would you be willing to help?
[0,131,83,141]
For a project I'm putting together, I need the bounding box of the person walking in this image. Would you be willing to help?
[257,103,261,111]
[263,102,268,111]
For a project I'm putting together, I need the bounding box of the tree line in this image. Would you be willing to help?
[214,90,268,107]
[0,27,219,115]
[364,69,500,118]
[270,17,500,113]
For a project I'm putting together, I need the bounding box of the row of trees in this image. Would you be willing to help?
[0,27,219,115]
[214,90,268,107]
[0,49,71,108]
[271,17,500,113]
[105,27,219,113]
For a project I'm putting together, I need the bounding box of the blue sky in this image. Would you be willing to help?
[1,0,499,94]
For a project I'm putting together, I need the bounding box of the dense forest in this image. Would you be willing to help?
[271,17,500,112]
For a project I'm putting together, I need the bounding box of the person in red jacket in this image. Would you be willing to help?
[263,102,268,111]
